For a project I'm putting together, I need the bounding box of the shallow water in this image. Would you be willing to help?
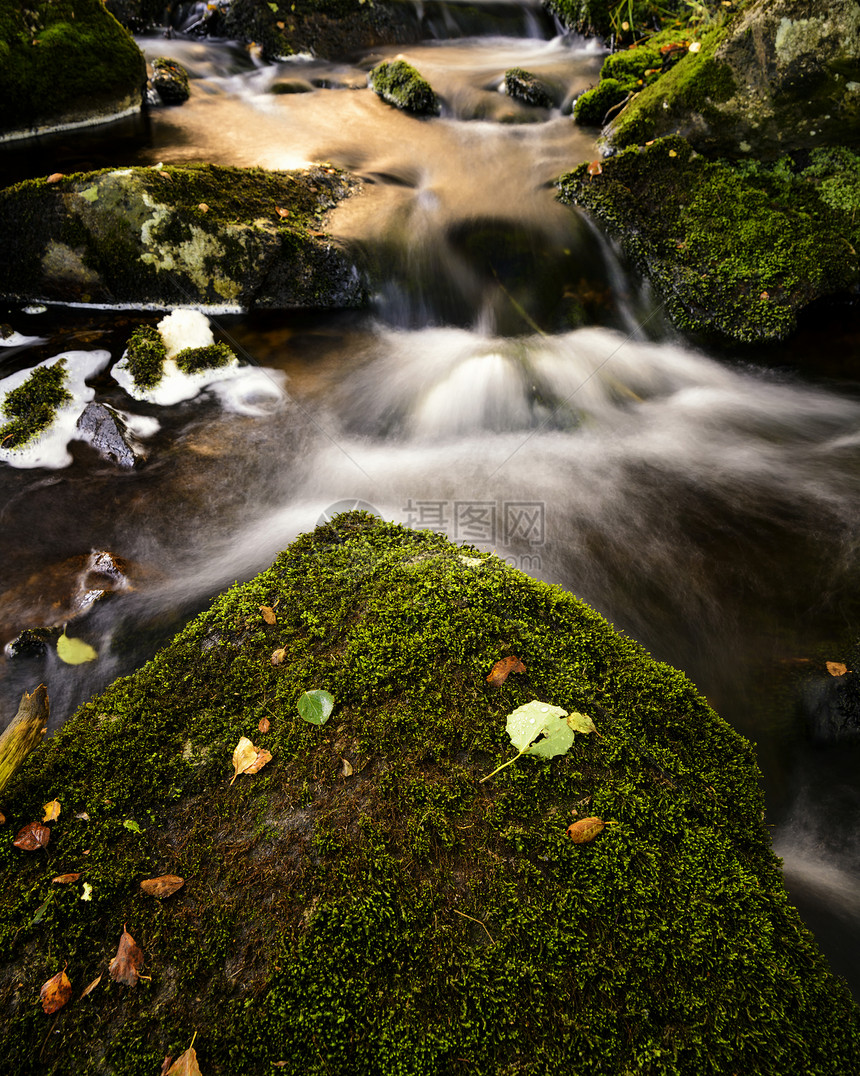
[2,9,860,996]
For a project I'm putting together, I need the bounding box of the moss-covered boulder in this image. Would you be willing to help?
[504,68,553,109]
[0,0,146,141]
[369,59,441,115]
[558,137,860,344]
[150,58,190,107]
[0,164,365,310]
[0,514,858,1074]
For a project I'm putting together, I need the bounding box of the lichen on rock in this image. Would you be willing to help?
[0,513,858,1073]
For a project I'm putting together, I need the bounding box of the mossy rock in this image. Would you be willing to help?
[0,0,146,139]
[0,361,72,450]
[368,59,440,115]
[504,68,553,109]
[1,513,858,1074]
[558,136,860,344]
[0,164,365,310]
[150,58,190,106]
[125,325,166,390]
[573,77,630,126]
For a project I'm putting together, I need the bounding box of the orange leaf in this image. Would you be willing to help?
[52,873,82,884]
[486,656,527,687]
[567,817,605,843]
[160,1057,174,1076]
[260,605,277,624]
[108,925,143,987]
[586,160,603,177]
[166,1045,202,1076]
[243,748,272,776]
[47,173,64,183]
[276,207,291,218]
[827,661,848,677]
[13,821,50,850]
[42,799,61,822]
[140,875,185,899]
[79,974,102,999]
[258,716,271,734]
[271,647,287,666]
[198,203,209,212]
[0,811,5,824]
[40,968,72,1014]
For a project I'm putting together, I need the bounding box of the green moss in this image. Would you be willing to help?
[368,59,440,116]
[574,77,629,126]
[0,360,72,450]
[125,325,166,390]
[0,513,858,1073]
[600,44,661,84]
[504,68,553,109]
[558,137,860,343]
[174,342,236,375]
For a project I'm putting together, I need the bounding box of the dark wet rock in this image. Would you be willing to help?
[368,59,440,115]
[0,324,13,340]
[4,627,61,660]
[504,67,553,109]
[270,79,314,95]
[0,164,365,310]
[75,402,145,469]
[150,57,191,106]
[0,0,146,142]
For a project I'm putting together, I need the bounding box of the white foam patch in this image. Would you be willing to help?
[0,350,112,469]
[0,331,45,348]
[113,350,287,411]
[119,411,161,438]
[157,309,215,359]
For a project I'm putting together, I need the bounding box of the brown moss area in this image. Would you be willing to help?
[0,515,858,1074]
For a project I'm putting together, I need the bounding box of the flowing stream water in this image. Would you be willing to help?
[2,2,860,995]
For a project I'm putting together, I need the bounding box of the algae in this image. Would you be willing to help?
[0,361,72,450]
[0,513,858,1073]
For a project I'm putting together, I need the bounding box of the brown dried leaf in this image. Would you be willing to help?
[108,925,143,987]
[260,604,277,624]
[341,758,354,777]
[40,968,72,1014]
[231,736,257,784]
[52,872,81,884]
[567,816,605,844]
[79,974,102,1000]
[140,874,185,899]
[47,172,64,183]
[0,811,5,824]
[258,716,271,734]
[160,1057,174,1076]
[486,656,527,687]
[271,647,287,666]
[166,1045,202,1076]
[827,661,848,677]
[13,821,50,850]
[243,748,272,776]
[42,799,61,822]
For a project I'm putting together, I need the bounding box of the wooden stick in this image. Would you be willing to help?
[0,685,49,794]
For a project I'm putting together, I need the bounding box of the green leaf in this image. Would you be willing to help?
[298,689,335,726]
[506,700,571,756]
[567,711,598,735]
[57,631,97,665]
[123,820,142,834]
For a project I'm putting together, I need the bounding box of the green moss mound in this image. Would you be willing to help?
[174,342,236,375]
[0,0,145,135]
[125,326,166,390]
[558,137,860,344]
[0,361,71,450]
[574,77,629,126]
[368,59,440,115]
[0,514,858,1073]
[504,68,553,109]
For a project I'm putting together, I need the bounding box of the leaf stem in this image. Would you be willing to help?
[480,749,525,783]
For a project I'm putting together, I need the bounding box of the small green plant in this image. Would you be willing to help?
[298,689,335,726]
[481,700,597,782]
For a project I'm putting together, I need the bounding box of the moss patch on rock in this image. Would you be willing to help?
[174,342,236,375]
[0,361,72,450]
[125,325,167,390]
[558,137,860,344]
[0,513,858,1074]
[369,59,440,115]
[0,164,365,310]
[0,0,145,138]
[504,68,553,109]
[150,57,190,106]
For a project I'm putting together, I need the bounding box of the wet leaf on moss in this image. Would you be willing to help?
[507,701,573,757]
[298,689,335,726]
[567,816,605,843]
[52,872,81,884]
[141,875,185,899]
[587,160,603,177]
[13,821,50,850]
[566,711,598,735]
[42,799,61,822]
[57,631,97,665]
[109,925,143,987]
[260,605,277,624]
[258,716,271,734]
[230,737,272,784]
[827,661,848,677]
[271,647,287,666]
[79,974,102,999]
[486,656,526,687]
[166,1044,202,1076]
[40,968,72,1014]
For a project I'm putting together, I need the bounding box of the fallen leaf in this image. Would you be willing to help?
[109,925,143,987]
[166,1045,202,1076]
[276,207,291,218]
[244,748,272,775]
[507,700,572,757]
[79,974,102,999]
[13,821,50,850]
[75,811,90,820]
[260,605,277,624]
[52,873,81,884]
[40,968,72,1014]
[277,20,285,28]
[486,656,527,687]
[567,816,605,843]
[42,799,61,822]
[198,203,209,212]
[160,1057,174,1076]
[566,712,598,735]
[258,716,271,734]
[140,875,185,899]
[341,758,353,777]
[586,160,603,177]
[0,811,5,824]
[57,631,97,665]
[759,290,770,300]
[827,661,848,677]
[47,172,64,183]
[230,737,272,783]
[271,647,287,666]
[668,149,678,157]
[81,883,93,901]
[688,40,701,52]
[298,689,335,726]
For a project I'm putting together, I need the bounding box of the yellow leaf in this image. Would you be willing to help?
[243,748,272,776]
[167,1045,202,1076]
[827,661,848,677]
[42,799,61,822]
[271,647,287,666]
[231,737,257,784]
[668,149,678,157]
[260,605,277,624]
[57,632,97,665]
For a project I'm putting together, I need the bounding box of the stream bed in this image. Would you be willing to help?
[2,3,860,996]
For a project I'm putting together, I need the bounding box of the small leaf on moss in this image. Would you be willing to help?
[258,716,271,733]
[260,605,277,624]
[271,647,287,666]
[566,712,598,735]
[827,661,848,677]
[506,700,572,755]
[13,821,50,850]
[567,817,605,843]
[298,689,335,726]
[79,974,102,999]
[52,872,81,884]
[40,968,72,1014]
[230,737,271,783]
[109,925,143,987]
[141,875,185,899]
[166,1044,202,1076]
[42,799,61,822]
[486,656,526,687]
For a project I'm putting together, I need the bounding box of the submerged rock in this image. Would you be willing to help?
[504,67,553,109]
[0,0,146,142]
[368,59,440,115]
[75,402,145,468]
[0,164,365,310]
[0,514,858,1073]
[150,57,191,106]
